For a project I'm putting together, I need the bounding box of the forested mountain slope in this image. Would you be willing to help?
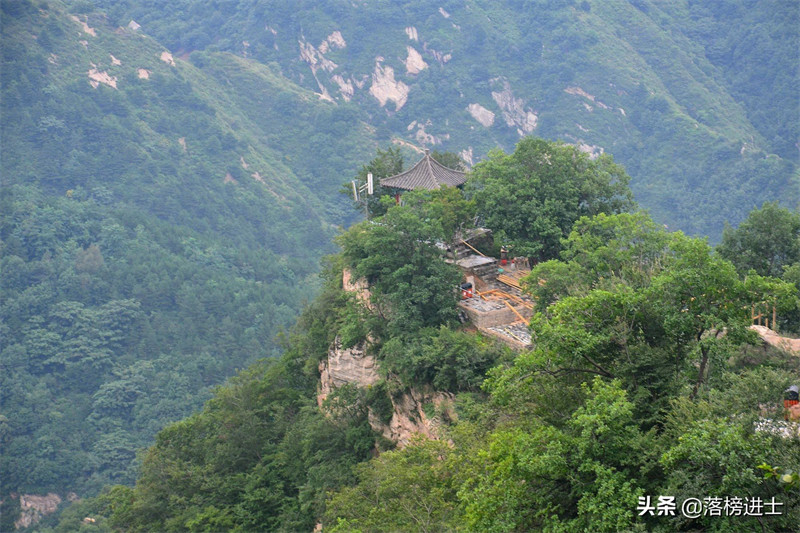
[2,0,799,528]
[48,149,800,532]
[0,0,377,506]
[84,0,798,238]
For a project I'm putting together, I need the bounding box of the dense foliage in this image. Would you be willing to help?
[468,137,634,261]
[0,184,317,498]
[718,202,800,279]
[46,185,800,532]
[323,211,800,532]
[43,190,505,531]
[0,0,376,504]
[4,0,800,529]
[337,202,463,338]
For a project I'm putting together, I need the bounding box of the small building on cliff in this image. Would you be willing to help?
[380,149,467,201]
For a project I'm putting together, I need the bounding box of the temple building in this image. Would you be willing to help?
[380,149,467,202]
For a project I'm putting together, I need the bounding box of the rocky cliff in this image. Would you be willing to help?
[318,338,453,448]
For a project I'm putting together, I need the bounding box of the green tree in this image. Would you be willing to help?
[325,439,459,533]
[525,212,672,310]
[337,204,462,337]
[401,186,477,244]
[430,150,467,172]
[379,327,507,391]
[718,202,800,278]
[460,379,650,533]
[468,138,634,262]
[494,217,797,424]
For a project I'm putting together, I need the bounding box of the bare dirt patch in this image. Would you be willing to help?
[88,69,117,89]
[160,51,176,66]
[70,15,96,36]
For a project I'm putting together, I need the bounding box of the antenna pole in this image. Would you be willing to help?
[354,175,374,219]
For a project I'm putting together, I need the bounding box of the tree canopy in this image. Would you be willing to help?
[336,201,462,337]
[718,202,800,278]
[468,138,635,262]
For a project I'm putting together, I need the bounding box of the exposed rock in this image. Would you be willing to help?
[332,74,354,101]
[391,137,425,154]
[299,37,340,101]
[404,46,428,74]
[109,54,121,66]
[352,75,369,90]
[342,268,371,306]
[418,125,448,145]
[137,68,150,79]
[14,493,62,529]
[423,43,452,64]
[317,338,380,407]
[298,39,337,73]
[88,68,117,89]
[565,85,595,101]
[491,79,537,135]
[70,15,96,37]
[576,142,604,159]
[240,156,249,169]
[318,30,346,53]
[408,120,449,145]
[317,338,454,448]
[178,137,187,152]
[369,61,409,111]
[317,85,335,102]
[565,86,611,109]
[405,26,419,41]
[372,387,455,447]
[298,40,317,65]
[160,51,175,66]
[127,20,141,31]
[223,172,238,184]
[439,7,451,18]
[467,103,495,127]
[460,146,474,167]
[751,325,800,354]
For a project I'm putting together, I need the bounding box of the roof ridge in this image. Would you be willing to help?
[425,153,436,186]
[379,151,467,191]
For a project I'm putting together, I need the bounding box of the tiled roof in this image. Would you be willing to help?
[379,151,467,191]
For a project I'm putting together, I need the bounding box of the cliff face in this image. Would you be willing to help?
[11,493,77,529]
[317,338,380,407]
[370,386,454,447]
[318,338,452,447]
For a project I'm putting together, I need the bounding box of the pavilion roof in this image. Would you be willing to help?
[379,150,466,191]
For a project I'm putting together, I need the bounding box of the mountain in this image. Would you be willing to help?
[0,0,378,505]
[49,170,800,532]
[85,0,798,238]
[2,0,799,527]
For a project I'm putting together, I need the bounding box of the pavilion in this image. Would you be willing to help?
[379,149,467,202]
